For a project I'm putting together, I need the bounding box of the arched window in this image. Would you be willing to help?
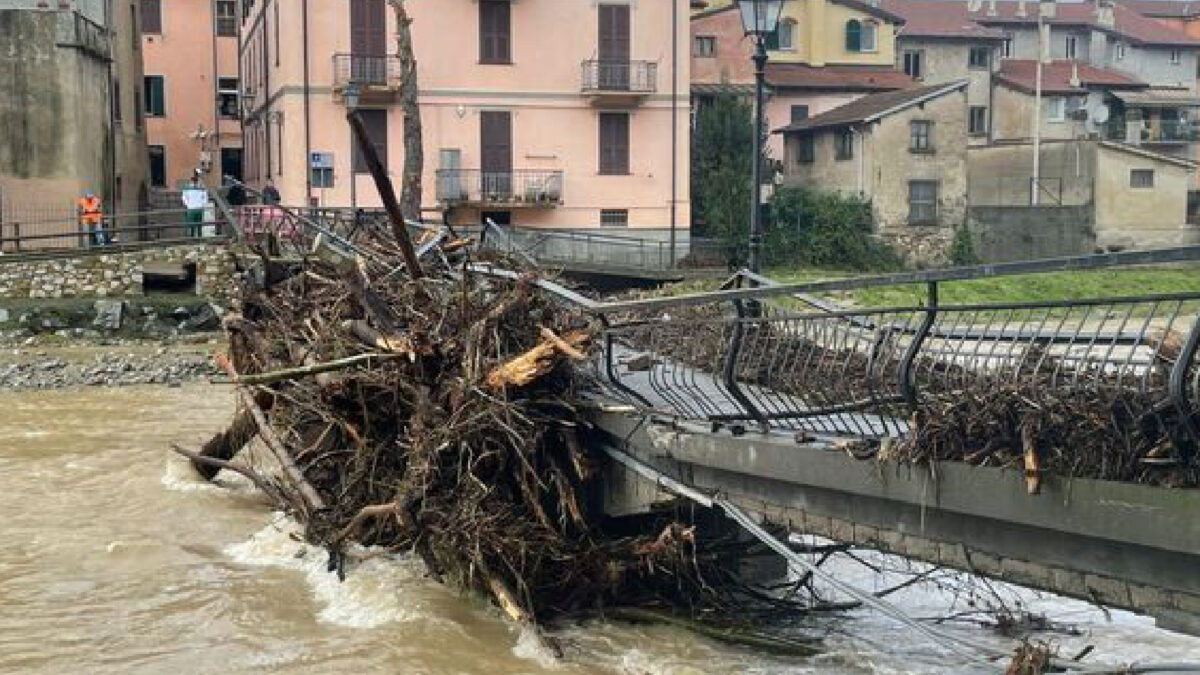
[862,20,878,51]
[777,19,796,50]
[845,19,862,52]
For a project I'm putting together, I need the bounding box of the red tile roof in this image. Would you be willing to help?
[995,59,1148,94]
[880,0,1009,38]
[775,80,969,133]
[766,63,917,90]
[881,0,1200,46]
[1119,0,1200,18]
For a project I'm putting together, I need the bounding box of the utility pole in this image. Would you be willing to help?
[1032,0,1053,206]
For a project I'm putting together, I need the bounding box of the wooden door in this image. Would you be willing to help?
[350,0,386,83]
[480,111,513,198]
[598,4,631,90]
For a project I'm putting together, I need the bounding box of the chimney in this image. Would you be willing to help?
[1069,61,1081,87]
[987,0,999,17]
[1095,0,1116,27]
[967,0,983,12]
[1016,0,1027,17]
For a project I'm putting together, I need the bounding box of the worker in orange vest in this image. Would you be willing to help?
[78,191,106,245]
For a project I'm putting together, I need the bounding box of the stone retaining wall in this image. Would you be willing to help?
[0,243,238,304]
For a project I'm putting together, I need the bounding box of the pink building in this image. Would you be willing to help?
[141,0,242,192]
[240,0,691,237]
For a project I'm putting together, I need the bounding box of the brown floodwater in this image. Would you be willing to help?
[3,384,1200,674]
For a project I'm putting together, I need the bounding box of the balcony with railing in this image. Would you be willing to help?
[435,169,564,208]
[332,53,403,105]
[1105,117,1200,145]
[580,60,658,105]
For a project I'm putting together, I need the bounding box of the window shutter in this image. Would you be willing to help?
[353,110,389,173]
[480,1,512,63]
[140,0,161,35]
[599,113,629,175]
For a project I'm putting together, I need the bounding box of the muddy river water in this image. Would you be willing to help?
[4,384,1200,674]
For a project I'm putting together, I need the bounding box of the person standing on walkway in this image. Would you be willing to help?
[78,191,105,245]
[181,178,208,238]
[261,179,281,205]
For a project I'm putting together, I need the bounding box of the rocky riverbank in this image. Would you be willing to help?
[0,340,222,390]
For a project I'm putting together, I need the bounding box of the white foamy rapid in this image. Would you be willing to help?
[224,516,434,629]
[160,452,260,495]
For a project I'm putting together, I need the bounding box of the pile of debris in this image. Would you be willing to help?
[179,214,828,645]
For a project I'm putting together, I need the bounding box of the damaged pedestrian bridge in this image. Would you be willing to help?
[550,248,1200,634]
[245,204,1200,634]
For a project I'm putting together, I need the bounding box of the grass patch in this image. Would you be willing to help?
[654,266,1200,310]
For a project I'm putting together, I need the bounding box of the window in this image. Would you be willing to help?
[1171,49,1182,64]
[694,36,716,57]
[861,21,878,52]
[144,75,165,116]
[845,20,862,52]
[969,106,988,135]
[312,166,334,189]
[599,112,630,175]
[903,50,923,79]
[791,105,809,124]
[969,46,991,69]
[140,0,160,35]
[1002,34,1014,58]
[835,129,854,160]
[776,19,796,50]
[479,0,511,64]
[113,78,122,123]
[130,4,138,51]
[1131,169,1155,188]
[1045,97,1065,122]
[218,77,239,118]
[352,109,388,173]
[600,209,629,227]
[148,145,166,187]
[910,120,933,152]
[134,85,143,130]
[1115,41,1127,60]
[797,134,814,163]
[1065,36,1077,59]
[909,180,938,224]
[216,0,237,37]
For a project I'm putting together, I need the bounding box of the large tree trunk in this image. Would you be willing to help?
[390,0,423,222]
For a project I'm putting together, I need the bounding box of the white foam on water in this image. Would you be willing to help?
[511,625,564,670]
[225,516,431,629]
[160,453,258,495]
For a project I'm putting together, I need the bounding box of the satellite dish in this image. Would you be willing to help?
[1090,101,1110,126]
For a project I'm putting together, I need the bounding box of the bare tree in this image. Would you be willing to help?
[389,0,423,222]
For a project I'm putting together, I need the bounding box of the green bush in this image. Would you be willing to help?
[948,225,980,266]
[766,186,903,272]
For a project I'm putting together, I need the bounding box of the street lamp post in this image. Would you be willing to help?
[344,83,361,210]
[735,0,785,274]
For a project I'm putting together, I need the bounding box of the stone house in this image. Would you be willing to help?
[776,80,970,265]
[968,139,1198,257]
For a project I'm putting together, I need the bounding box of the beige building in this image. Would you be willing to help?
[776,80,970,263]
[969,139,1199,251]
[0,0,148,242]
[141,0,242,192]
[240,0,690,237]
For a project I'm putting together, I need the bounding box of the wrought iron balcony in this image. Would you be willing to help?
[332,53,402,101]
[580,60,658,103]
[435,169,564,208]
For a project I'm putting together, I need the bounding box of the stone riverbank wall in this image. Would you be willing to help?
[0,243,237,304]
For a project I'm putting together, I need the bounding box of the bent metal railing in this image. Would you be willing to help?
[216,191,1200,452]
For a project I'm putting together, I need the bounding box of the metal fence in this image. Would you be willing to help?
[0,209,229,254]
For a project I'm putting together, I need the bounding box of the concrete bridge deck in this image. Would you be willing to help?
[589,408,1200,634]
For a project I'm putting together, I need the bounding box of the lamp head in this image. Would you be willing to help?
[736,0,786,38]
